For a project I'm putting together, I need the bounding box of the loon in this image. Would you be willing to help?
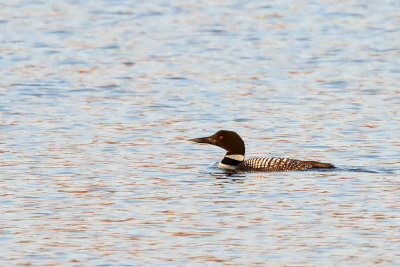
[189,130,335,172]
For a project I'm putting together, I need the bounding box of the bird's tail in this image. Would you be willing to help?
[305,161,335,169]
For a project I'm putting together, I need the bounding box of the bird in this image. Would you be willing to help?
[189,130,335,172]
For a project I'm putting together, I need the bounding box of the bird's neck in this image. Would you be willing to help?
[219,153,245,170]
[219,137,245,169]
[224,153,244,162]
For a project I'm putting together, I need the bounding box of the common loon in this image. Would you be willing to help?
[189,130,335,172]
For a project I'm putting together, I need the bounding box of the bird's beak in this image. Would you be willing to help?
[189,136,213,144]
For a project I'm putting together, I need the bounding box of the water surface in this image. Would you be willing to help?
[1,0,400,265]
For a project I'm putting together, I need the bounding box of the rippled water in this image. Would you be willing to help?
[1,0,400,265]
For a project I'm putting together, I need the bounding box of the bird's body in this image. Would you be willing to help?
[189,130,335,172]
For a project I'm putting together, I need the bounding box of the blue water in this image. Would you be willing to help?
[1,0,400,265]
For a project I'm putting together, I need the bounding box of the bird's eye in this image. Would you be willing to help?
[219,135,224,140]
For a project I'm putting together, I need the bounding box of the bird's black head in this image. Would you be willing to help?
[189,130,245,155]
